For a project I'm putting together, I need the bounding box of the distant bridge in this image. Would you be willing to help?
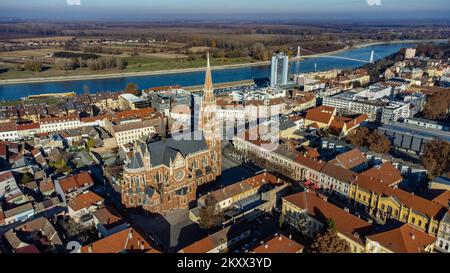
[294,46,384,64]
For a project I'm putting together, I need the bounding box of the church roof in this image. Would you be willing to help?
[127,134,209,169]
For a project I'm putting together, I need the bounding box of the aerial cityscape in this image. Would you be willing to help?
[0,0,449,263]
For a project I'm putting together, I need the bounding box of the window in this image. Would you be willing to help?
[418,220,422,227]
[411,217,416,224]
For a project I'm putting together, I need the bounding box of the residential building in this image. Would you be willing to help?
[349,175,447,235]
[304,106,336,129]
[331,148,368,172]
[3,217,64,253]
[365,221,435,253]
[39,114,81,133]
[0,122,19,141]
[80,227,159,253]
[92,206,130,238]
[429,176,450,191]
[2,202,35,226]
[361,162,403,187]
[436,211,450,253]
[179,222,251,253]
[119,93,150,110]
[55,172,95,201]
[319,161,357,199]
[282,191,373,253]
[67,191,105,223]
[250,234,304,253]
[0,171,27,205]
[270,52,289,87]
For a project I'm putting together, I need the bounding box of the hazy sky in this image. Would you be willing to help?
[1,0,449,21]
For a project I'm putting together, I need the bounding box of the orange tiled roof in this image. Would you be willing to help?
[40,114,79,124]
[345,114,368,130]
[361,162,403,186]
[431,191,450,208]
[284,191,373,245]
[252,234,303,253]
[334,148,367,170]
[80,228,159,253]
[367,223,435,253]
[294,154,326,172]
[110,107,156,122]
[59,172,94,194]
[67,191,104,212]
[305,106,335,125]
[353,175,447,219]
[17,122,40,131]
[200,172,279,205]
[0,170,14,182]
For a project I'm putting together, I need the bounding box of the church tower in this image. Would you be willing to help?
[200,53,222,175]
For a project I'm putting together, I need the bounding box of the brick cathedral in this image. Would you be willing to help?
[121,54,222,214]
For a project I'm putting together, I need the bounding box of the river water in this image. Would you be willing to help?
[0,43,414,100]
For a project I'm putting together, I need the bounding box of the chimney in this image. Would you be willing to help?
[88,245,93,253]
[265,244,268,249]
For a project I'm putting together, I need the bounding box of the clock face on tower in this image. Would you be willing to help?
[175,170,185,182]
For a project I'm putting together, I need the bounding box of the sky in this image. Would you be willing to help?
[0,0,449,21]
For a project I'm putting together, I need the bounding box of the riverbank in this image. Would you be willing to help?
[0,39,444,86]
[0,41,370,85]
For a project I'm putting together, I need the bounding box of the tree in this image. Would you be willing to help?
[115,58,127,70]
[20,173,33,184]
[346,127,370,147]
[24,61,42,72]
[124,82,140,96]
[86,137,95,150]
[308,218,350,253]
[278,213,285,229]
[423,90,450,120]
[198,204,224,230]
[367,132,391,154]
[199,192,225,229]
[421,139,450,179]
[347,127,391,154]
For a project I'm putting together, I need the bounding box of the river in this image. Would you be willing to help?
[0,43,416,100]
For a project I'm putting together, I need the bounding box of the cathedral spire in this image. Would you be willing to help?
[204,52,213,92]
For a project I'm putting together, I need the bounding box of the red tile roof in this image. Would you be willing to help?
[305,106,335,125]
[294,154,326,172]
[200,172,279,205]
[431,191,450,208]
[367,223,435,253]
[0,170,14,182]
[361,162,403,187]
[283,191,373,246]
[17,122,40,131]
[353,175,447,219]
[252,234,303,253]
[59,172,94,194]
[67,191,104,212]
[0,121,17,132]
[40,114,79,124]
[334,148,367,170]
[80,228,159,253]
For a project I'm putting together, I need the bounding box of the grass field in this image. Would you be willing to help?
[0,55,256,80]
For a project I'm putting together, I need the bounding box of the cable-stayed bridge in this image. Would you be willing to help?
[294,46,384,64]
